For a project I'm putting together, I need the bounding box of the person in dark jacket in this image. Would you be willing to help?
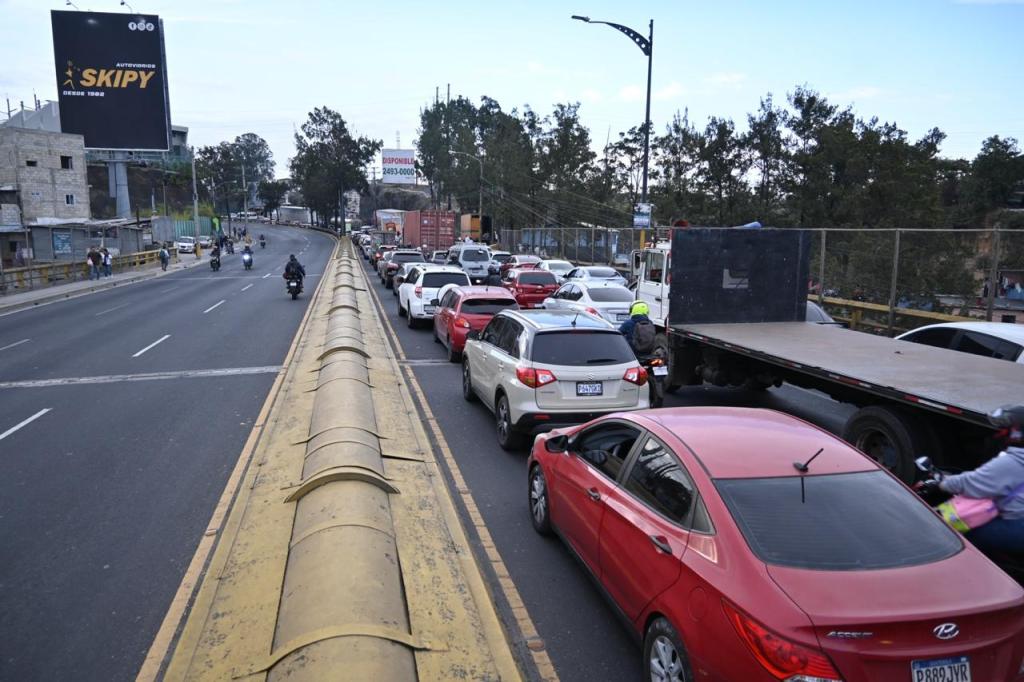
[618,300,654,353]
[284,254,306,283]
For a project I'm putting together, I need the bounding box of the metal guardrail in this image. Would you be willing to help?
[815,295,985,336]
[0,249,178,295]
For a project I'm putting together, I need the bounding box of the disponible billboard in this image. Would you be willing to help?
[381,149,415,184]
[51,10,171,150]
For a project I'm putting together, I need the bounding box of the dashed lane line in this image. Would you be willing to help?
[241,284,253,292]
[95,302,130,316]
[203,300,225,314]
[0,338,30,352]
[132,334,170,358]
[262,273,271,279]
[0,408,52,442]
[0,366,281,389]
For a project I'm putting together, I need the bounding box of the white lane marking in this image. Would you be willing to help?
[0,338,30,352]
[132,334,170,358]
[161,286,180,293]
[0,366,281,389]
[203,300,226,314]
[95,302,130,316]
[0,408,52,442]
[262,273,272,279]
[241,284,253,292]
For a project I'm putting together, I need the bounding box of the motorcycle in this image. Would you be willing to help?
[242,252,253,270]
[638,349,668,407]
[286,276,303,300]
[210,256,221,272]
[914,456,1024,585]
[259,239,266,249]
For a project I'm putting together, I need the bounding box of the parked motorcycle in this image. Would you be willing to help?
[210,256,221,272]
[286,277,303,300]
[638,349,668,407]
[242,252,253,270]
[914,456,1024,585]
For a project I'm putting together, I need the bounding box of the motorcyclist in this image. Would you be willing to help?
[619,301,656,357]
[484,262,503,287]
[284,254,306,283]
[930,405,1024,557]
[259,234,266,248]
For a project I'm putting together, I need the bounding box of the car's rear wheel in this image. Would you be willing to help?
[406,309,417,328]
[643,617,693,682]
[462,360,477,402]
[397,300,406,317]
[446,340,460,363]
[528,466,552,535]
[495,394,526,450]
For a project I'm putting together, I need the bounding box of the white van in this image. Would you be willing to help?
[446,243,492,284]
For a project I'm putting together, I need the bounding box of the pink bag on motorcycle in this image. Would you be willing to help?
[937,496,998,533]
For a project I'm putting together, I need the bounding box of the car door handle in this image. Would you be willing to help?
[586,488,601,501]
[654,296,662,302]
[649,534,672,554]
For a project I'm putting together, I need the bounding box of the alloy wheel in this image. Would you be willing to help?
[530,471,546,526]
[649,636,685,682]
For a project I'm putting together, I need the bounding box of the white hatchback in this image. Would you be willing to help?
[397,266,471,327]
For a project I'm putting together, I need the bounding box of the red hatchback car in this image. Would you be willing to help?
[432,286,518,362]
[527,407,1024,682]
[502,268,559,309]
[500,254,543,274]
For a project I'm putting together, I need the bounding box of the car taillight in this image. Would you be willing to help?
[623,366,648,386]
[722,601,841,681]
[455,316,471,329]
[517,366,557,388]
[584,306,599,316]
[414,286,423,298]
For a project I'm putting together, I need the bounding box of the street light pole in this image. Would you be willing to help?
[190,146,200,258]
[571,15,654,204]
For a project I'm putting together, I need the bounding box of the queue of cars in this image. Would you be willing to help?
[357,237,1024,682]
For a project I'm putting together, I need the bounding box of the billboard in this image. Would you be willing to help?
[381,149,415,184]
[51,10,171,150]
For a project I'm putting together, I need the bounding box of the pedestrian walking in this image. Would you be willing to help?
[87,248,102,280]
[159,245,170,271]
[101,248,112,277]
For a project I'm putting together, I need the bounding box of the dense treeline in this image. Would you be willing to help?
[416,86,1024,231]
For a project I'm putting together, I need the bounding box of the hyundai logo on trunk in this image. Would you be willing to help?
[933,623,960,640]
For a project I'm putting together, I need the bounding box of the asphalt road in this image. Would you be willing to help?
[360,255,857,682]
[0,225,334,682]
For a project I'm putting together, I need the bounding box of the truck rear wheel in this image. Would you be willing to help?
[842,406,940,484]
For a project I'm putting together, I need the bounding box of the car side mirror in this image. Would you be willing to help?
[582,449,608,466]
[466,330,480,341]
[545,435,569,453]
[430,299,440,306]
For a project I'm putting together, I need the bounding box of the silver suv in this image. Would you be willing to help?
[461,309,650,449]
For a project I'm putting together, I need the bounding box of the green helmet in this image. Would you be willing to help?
[629,300,650,317]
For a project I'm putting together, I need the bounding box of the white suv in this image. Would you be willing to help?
[397,266,470,328]
[462,309,650,449]
[176,236,196,253]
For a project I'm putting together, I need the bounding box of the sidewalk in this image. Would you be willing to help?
[0,254,208,315]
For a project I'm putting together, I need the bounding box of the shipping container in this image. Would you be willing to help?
[403,210,456,250]
[374,209,405,238]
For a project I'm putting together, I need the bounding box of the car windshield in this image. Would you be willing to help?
[462,249,490,261]
[462,298,518,314]
[422,272,470,288]
[587,287,633,303]
[531,331,635,366]
[546,261,572,272]
[715,471,961,570]
[519,272,557,285]
[586,267,619,278]
[491,253,512,263]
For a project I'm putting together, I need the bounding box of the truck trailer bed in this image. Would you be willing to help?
[673,322,1024,425]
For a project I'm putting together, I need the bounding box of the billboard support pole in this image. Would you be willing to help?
[191,146,200,258]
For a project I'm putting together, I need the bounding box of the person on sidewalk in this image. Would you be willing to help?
[159,245,170,271]
[87,248,102,280]
[101,248,112,277]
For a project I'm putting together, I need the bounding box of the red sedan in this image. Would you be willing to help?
[527,407,1024,682]
[433,286,518,362]
[502,268,559,309]
[500,254,542,274]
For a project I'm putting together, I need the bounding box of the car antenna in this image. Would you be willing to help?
[793,448,823,504]
[571,311,579,327]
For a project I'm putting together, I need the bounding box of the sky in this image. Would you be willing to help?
[1,0,1022,179]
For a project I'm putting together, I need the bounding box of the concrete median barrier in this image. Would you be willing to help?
[159,238,520,681]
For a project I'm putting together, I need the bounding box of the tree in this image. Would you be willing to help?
[965,136,1023,215]
[696,117,750,225]
[653,110,704,224]
[290,107,381,229]
[744,95,789,222]
[257,179,289,216]
[233,133,275,186]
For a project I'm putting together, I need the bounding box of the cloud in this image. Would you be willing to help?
[953,0,1024,4]
[704,72,748,87]
[830,86,883,101]
[619,84,645,102]
[527,61,546,74]
[580,88,603,103]
[653,81,685,101]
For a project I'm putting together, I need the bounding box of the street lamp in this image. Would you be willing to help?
[571,15,654,205]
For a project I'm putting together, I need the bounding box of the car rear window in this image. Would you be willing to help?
[715,471,961,570]
[423,272,470,288]
[462,298,518,314]
[519,272,557,285]
[531,331,635,366]
[392,252,422,263]
[586,267,619,278]
[546,261,572,272]
[461,249,490,261]
[588,288,633,302]
[492,253,512,263]
[517,255,541,263]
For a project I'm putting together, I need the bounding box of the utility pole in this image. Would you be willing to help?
[190,146,200,258]
[241,162,248,218]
